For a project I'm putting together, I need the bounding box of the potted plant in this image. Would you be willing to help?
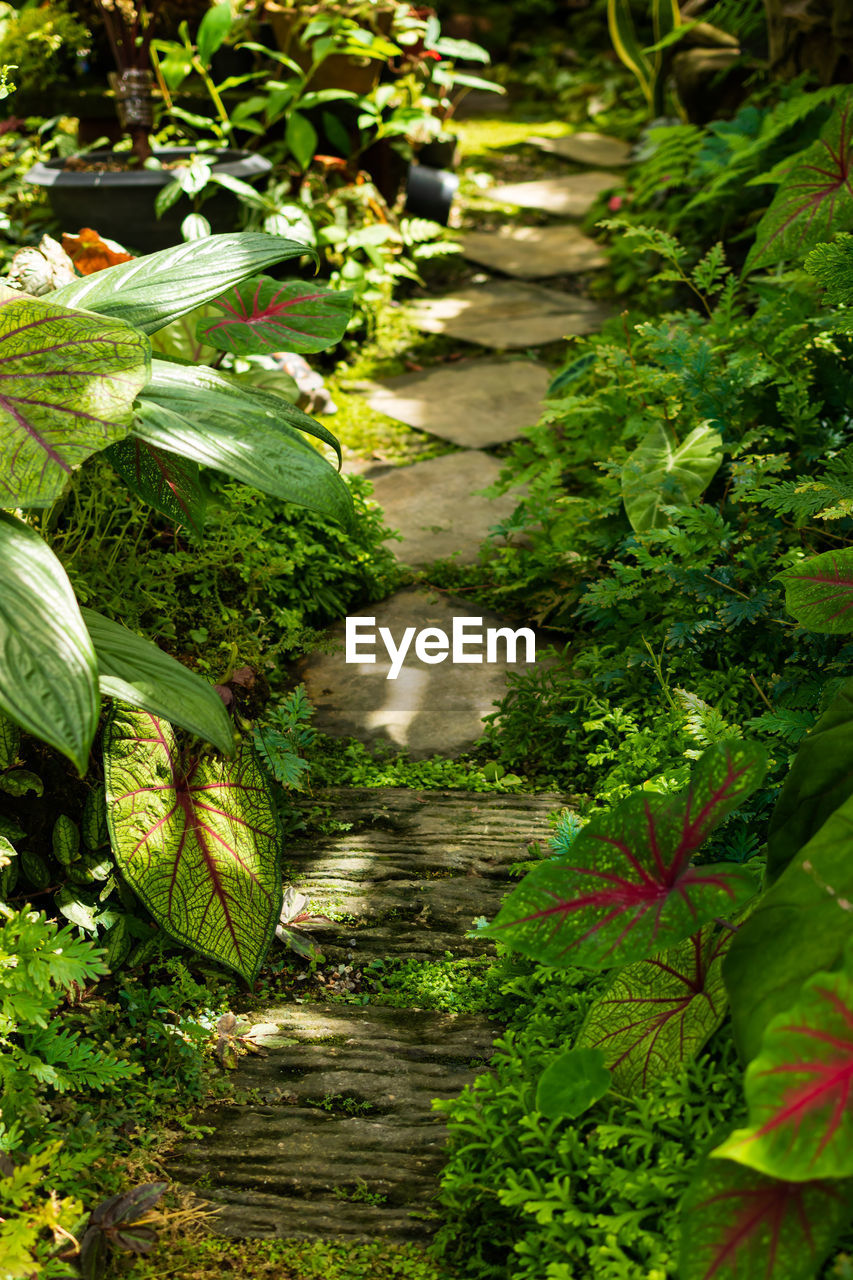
[263,0,401,95]
[25,1,271,252]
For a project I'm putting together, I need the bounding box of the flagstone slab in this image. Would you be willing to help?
[369,450,520,564]
[407,280,610,348]
[360,359,548,447]
[460,223,607,278]
[298,587,545,757]
[529,131,632,167]
[486,170,617,217]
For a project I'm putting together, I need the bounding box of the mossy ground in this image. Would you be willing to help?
[128,1236,459,1279]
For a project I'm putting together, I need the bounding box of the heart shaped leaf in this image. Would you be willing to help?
[714,953,853,1181]
[745,99,853,273]
[621,422,723,533]
[198,275,353,357]
[536,1047,611,1120]
[678,1159,851,1280]
[776,548,853,633]
[576,924,732,1094]
[0,512,98,774]
[105,437,208,537]
[103,707,282,982]
[0,285,150,509]
[481,741,764,969]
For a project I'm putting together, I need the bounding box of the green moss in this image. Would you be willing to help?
[128,1237,459,1279]
[326,387,454,470]
[362,954,507,1015]
[453,118,570,159]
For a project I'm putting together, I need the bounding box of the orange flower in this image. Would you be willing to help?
[61,227,134,274]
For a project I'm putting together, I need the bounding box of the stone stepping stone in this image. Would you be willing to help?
[369,450,520,564]
[167,789,564,1239]
[299,587,547,758]
[407,280,610,348]
[360,359,548,447]
[529,131,632,167]
[486,170,617,217]
[287,787,563,961]
[460,223,607,279]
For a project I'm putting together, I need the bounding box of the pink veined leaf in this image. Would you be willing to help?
[103,707,282,983]
[480,741,765,969]
[576,924,732,1093]
[745,99,853,272]
[776,547,853,634]
[105,437,208,537]
[679,1159,852,1280]
[714,954,853,1181]
[197,274,353,357]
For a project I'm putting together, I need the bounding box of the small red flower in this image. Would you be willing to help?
[608,194,623,211]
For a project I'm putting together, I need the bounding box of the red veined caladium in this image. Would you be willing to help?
[196,275,353,358]
[714,950,853,1182]
[575,923,732,1094]
[480,741,764,969]
[776,547,853,635]
[678,1157,852,1280]
[103,707,282,983]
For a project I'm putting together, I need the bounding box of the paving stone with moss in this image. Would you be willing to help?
[486,170,619,216]
[528,130,632,167]
[459,222,608,278]
[407,279,610,348]
[358,358,548,447]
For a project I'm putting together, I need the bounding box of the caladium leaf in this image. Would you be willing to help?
[134,364,353,530]
[481,741,764,969]
[197,275,353,357]
[745,99,853,273]
[766,674,853,882]
[103,707,282,982]
[0,512,98,775]
[724,792,853,1064]
[105,437,208,537]
[621,422,723,533]
[50,233,317,336]
[81,608,234,756]
[714,954,853,1180]
[0,285,150,508]
[776,548,853,633]
[576,924,732,1094]
[678,1159,852,1280]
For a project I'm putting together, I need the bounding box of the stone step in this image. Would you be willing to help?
[528,131,632,167]
[459,223,608,279]
[486,171,618,217]
[407,279,610,348]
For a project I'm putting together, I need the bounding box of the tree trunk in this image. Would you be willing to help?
[763,0,853,83]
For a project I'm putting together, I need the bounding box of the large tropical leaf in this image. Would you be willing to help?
[715,955,853,1181]
[576,925,731,1094]
[678,1159,851,1280]
[105,437,208,537]
[81,609,233,757]
[50,233,316,335]
[766,675,853,882]
[535,1047,611,1120]
[197,275,353,357]
[776,548,853,634]
[724,793,853,1064]
[480,741,764,969]
[621,422,723,533]
[0,512,98,774]
[0,285,150,508]
[745,99,853,273]
[134,363,352,529]
[103,707,282,983]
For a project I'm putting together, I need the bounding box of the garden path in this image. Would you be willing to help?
[169,133,616,1245]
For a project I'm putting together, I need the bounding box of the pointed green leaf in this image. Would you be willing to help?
[197,275,353,357]
[103,707,282,982]
[105,436,208,537]
[576,925,731,1094]
[745,100,853,273]
[536,1047,611,1119]
[678,1159,852,1280]
[621,422,723,533]
[81,608,234,757]
[481,741,764,969]
[0,285,150,508]
[0,512,98,775]
[134,363,352,529]
[766,674,853,882]
[715,955,853,1180]
[0,714,20,772]
[50,233,317,335]
[196,0,232,65]
[724,793,853,1064]
[777,547,853,633]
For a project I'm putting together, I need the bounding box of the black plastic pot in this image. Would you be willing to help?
[417,136,459,170]
[25,147,271,254]
[404,164,459,226]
